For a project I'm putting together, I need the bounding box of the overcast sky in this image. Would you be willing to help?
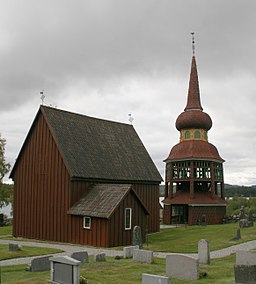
[1,0,256,186]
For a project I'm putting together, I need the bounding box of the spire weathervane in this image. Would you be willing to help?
[191,32,195,55]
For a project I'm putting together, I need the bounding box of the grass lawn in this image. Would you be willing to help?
[147,223,256,253]
[0,225,12,237]
[0,245,63,261]
[0,255,236,283]
[0,224,254,283]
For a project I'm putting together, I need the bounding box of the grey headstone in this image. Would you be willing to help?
[29,255,52,272]
[133,249,153,264]
[94,253,106,262]
[123,245,139,259]
[236,250,256,266]
[9,243,22,252]
[142,273,170,284]
[234,265,256,284]
[132,225,143,249]
[71,251,89,263]
[198,239,210,265]
[49,256,81,284]
[166,254,199,281]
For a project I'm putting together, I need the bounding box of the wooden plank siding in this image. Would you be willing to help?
[68,190,147,247]
[133,184,160,233]
[107,190,147,247]
[12,113,72,243]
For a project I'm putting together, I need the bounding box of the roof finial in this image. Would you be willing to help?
[128,113,134,125]
[191,32,195,55]
[40,90,45,105]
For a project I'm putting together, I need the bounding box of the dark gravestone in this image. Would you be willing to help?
[9,243,22,252]
[234,265,256,283]
[71,251,89,263]
[132,226,143,249]
[201,214,207,226]
[230,228,241,241]
[248,210,254,227]
[0,213,4,226]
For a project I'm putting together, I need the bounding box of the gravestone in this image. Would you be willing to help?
[240,206,246,219]
[142,273,170,284]
[133,226,143,249]
[94,253,106,262]
[236,250,256,265]
[234,250,256,283]
[0,213,4,226]
[9,243,22,252]
[49,256,81,284]
[201,214,207,226]
[28,255,52,272]
[198,239,210,265]
[230,228,241,241]
[123,245,139,258]
[133,249,153,264]
[71,251,89,263]
[248,209,254,227]
[166,254,199,281]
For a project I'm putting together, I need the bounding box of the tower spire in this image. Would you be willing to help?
[184,33,203,111]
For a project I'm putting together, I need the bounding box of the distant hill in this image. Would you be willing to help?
[159,184,256,197]
[224,184,256,197]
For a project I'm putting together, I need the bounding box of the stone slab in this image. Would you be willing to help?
[94,253,106,262]
[236,250,256,265]
[133,249,153,264]
[142,273,170,284]
[166,254,199,281]
[29,255,52,272]
[234,264,256,284]
[123,245,139,259]
[198,239,210,265]
[9,243,22,252]
[71,251,89,263]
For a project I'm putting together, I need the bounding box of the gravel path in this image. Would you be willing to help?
[1,239,256,266]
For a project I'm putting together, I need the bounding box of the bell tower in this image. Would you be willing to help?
[163,36,226,225]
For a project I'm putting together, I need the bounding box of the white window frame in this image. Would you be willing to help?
[125,208,132,230]
[83,216,91,229]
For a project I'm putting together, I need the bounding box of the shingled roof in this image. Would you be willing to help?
[35,106,162,182]
[68,184,149,218]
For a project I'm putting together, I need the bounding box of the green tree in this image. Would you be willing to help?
[0,134,11,208]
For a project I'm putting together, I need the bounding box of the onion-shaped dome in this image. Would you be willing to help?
[176,110,212,131]
[166,140,224,162]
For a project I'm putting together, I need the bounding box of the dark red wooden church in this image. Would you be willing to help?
[10,106,162,247]
[163,54,226,225]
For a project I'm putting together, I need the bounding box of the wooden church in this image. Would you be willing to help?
[163,52,226,225]
[10,106,162,247]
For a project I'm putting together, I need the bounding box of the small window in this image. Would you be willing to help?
[83,216,91,229]
[194,130,201,139]
[185,131,190,139]
[125,208,132,230]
